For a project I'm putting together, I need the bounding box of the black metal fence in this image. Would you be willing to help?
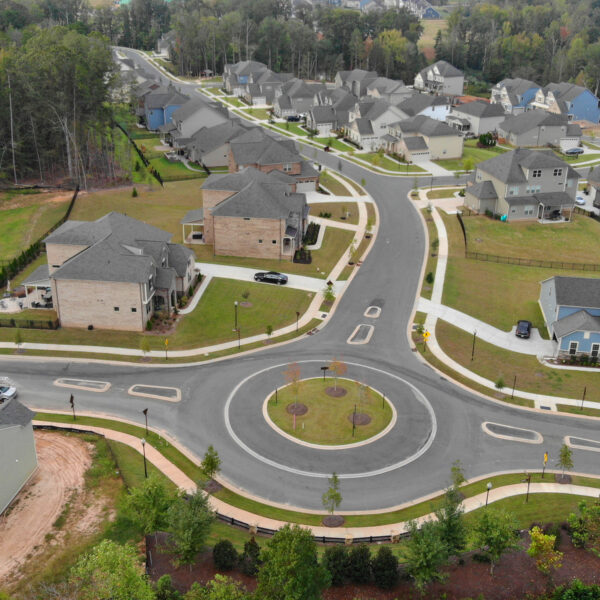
[0,318,59,329]
[465,251,600,271]
[114,121,164,186]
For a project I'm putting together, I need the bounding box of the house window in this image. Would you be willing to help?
[532,169,542,178]
[131,308,137,312]
[592,343,600,358]
[283,163,292,172]
[524,206,534,216]
[508,186,519,195]
[258,239,263,244]
[569,341,578,355]
[272,240,277,244]
[114,307,120,312]
[553,168,562,176]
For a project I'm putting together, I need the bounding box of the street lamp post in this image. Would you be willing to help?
[471,330,477,361]
[321,366,329,381]
[523,471,532,503]
[141,438,148,479]
[234,301,239,331]
[485,481,492,506]
[236,327,241,350]
[143,408,148,436]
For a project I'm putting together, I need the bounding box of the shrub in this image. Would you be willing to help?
[155,574,181,600]
[146,320,153,331]
[303,222,320,246]
[459,188,465,197]
[134,161,141,171]
[322,545,348,586]
[132,187,138,197]
[371,546,398,589]
[425,272,434,284]
[552,579,600,600]
[239,537,261,576]
[347,543,371,584]
[318,211,332,218]
[213,539,238,571]
[495,377,505,389]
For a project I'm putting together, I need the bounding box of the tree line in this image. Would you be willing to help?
[434,0,600,93]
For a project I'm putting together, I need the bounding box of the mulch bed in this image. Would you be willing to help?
[148,531,600,599]
[348,413,371,426]
[326,386,347,397]
[286,403,308,416]
[555,473,572,484]
[203,479,222,494]
[322,515,345,527]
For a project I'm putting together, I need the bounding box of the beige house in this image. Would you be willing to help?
[183,168,308,260]
[34,213,196,331]
[465,149,579,221]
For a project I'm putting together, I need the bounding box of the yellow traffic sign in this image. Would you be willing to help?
[165,339,169,347]
[543,452,548,465]
[423,331,431,340]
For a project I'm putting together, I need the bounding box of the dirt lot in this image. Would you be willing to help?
[0,431,93,586]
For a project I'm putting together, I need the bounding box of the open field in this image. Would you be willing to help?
[463,213,600,263]
[311,201,359,224]
[267,378,391,445]
[0,191,72,260]
[436,319,600,399]
[191,227,355,278]
[0,278,314,350]
[418,19,448,50]
[435,139,508,171]
[441,211,595,332]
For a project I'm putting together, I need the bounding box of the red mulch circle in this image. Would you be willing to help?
[286,403,308,416]
[322,515,345,527]
[325,386,347,397]
[148,530,600,599]
[555,473,572,484]
[240,301,252,307]
[348,413,371,426]
[203,479,222,494]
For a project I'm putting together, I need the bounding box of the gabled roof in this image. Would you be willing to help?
[145,87,188,110]
[172,98,227,123]
[230,129,300,166]
[191,120,250,155]
[452,100,505,118]
[396,94,448,117]
[226,60,268,76]
[498,109,569,135]
[419,60,463,79]
[366,77,405,94]
[403,136,428,151]
[352,118,374,135]
[544,82,590,103]
[467,180,498,200]
[492,78,539,96]
[553,309,600,338]
[308,105,337,124]
[546,276,600,309]
[395,114,457,137]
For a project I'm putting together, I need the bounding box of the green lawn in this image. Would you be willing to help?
[271,122,309,136]
[338,173,367,195]
[463,213,600,263]
[148,157,207,182]
[191,227,355,279]
[426,187,461,200]
[267,378,391,445]
[554,150,600,164]
[436,320,600,400]
[315,137,354,152]
[421,209,438,300]
[0,278,314,350]
[240,107,271,120]
[137,136,165,159]
[222,96,245,108]
[441,211,593,332]
[263,124,294,137]
[311,201,358,224]
[337,204,375,281]
[319,171,352,196]
[353,152,426,173]
[435,140,508,171]
[0,192,72,260]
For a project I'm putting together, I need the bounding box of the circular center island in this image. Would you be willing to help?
[265,377,394,447]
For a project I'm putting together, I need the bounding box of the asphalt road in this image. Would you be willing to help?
[3,50,598,512]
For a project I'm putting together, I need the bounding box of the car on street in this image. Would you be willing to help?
[575,195,586,205]
[286,115,301,122]
[515,320,532,339]
[254,271,288,285]
[564,147,584,156]
[0,380,18,401]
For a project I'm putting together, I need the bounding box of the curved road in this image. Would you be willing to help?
[3,49,599,512]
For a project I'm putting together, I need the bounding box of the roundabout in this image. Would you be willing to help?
[264,377,395,447]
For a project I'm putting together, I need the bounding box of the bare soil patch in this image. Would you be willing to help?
[325,386,347,397]
[204,480,222,494]
[286,403,308,416]
[0,431,93,587]
[348,413,371,426]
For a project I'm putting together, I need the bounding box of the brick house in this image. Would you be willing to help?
[39,213,196,331]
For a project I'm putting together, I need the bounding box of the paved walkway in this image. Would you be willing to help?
[35,419,600,538]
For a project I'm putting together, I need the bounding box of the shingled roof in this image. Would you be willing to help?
[553,309,600,338]
[230,129,300,166]
[548,276,600,309]
[0,398,35,429]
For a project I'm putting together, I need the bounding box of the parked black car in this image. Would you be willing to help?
[286,115,301,122]
[515,320,532,338]
[254,271,288,285]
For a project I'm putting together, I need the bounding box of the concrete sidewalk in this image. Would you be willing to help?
[35,420,600,538]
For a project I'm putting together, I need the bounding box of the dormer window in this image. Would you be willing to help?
[532,169,542,178]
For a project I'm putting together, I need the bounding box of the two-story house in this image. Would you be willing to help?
[464,149,579,221]
[143,85,188,131]
[446,100,506,136]
[497,110,582,151]
[395,93,452,122]
[530,83,600,124]
[192,167,309,260]
[187,119,251,167]
[242,69,294,105]
[366,77,413,105]
[490,78,540,115]
[414,60,464,96]
[273,79,325,118]
[345,99,404,150]
[539,276,600,359]
[335,69,378,96]
[35,213,196,331]
[223,60,269,96]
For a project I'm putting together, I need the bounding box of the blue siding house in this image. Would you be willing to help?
[143,86,188,131]
[532,83,600,124]
[539,276,600,359]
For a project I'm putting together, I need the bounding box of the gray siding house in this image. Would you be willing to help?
[0,398,37,515]
[414,60,464,96]
[446,101,506,135]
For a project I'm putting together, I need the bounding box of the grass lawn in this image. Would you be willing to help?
[421,209,438,300]
[137,136,165,159]
[434,140,507,171]
[463,213,600,264]
[191,227,355,279]
[426,187,461,200]
[240,108,271,120]
[148,157,207,182]
[267,378,391,445]
[319,171,352,196]
[70,180,202,244]
[354,152,426,173]
[436,319,600,399]
[338,173,367,195]
[554,150,600,165]
[311,201,359,224]
[315,137,354,152]
[441,211,591,332]
[337,204,375,281]
[222,96,246,108]
[270,122,309,136]
[0,278,314,350]
[263,124,294,137]
[0,192,72,260]
[418,19,447,50]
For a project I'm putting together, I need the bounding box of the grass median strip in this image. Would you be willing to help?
[32,412,600,528]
